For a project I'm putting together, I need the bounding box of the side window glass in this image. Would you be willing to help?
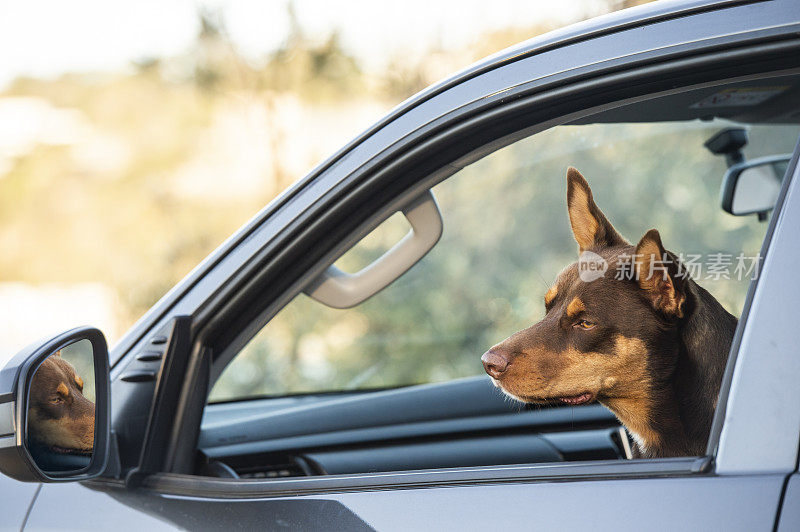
[210,119,800,403]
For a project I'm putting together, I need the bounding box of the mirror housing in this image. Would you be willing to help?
[721,154,791,218]
[0,327,110,482]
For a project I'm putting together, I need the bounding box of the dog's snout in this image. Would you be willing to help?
[482,349,510,379]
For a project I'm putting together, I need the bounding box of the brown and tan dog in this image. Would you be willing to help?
[28,352,94,455]
[481,168,737,458]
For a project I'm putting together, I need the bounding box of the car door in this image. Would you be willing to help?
[22,1,800,530]
[134,102,800,532]
[27,92,800,532]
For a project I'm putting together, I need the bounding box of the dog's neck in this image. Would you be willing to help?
[672,281,737,453]
[614,280,738,458]
[603,390,687,458]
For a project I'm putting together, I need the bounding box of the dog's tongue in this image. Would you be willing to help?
[559,392,593,405]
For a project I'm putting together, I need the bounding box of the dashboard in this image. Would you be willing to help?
[198,377,628,478]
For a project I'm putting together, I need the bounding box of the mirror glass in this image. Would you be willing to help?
[731,160,787,215]
[26,339,95,473]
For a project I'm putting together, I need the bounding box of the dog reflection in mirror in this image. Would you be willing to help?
[28,351,94,455]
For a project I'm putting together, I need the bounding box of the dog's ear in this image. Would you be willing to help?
[53,350,61,357]
[566,167,627,253]
[635,229,685,318]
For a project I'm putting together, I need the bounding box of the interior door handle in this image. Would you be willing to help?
[304,190,443,308]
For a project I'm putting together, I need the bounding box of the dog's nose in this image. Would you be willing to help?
[482,349,509,379]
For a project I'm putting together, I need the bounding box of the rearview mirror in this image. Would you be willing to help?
[721,155,790,217]
[0,327,110,482]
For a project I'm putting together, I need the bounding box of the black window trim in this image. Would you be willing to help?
[87,456,712,499]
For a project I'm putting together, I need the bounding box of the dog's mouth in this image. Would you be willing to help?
[556,392,595,405]
[49,445,92,456]
[502,387,596,406]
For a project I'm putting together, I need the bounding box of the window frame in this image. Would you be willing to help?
[712,136,800,474]
[185,54,800,482]
[108,28,800,490]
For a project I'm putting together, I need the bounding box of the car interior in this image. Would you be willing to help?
[192,73,800,480]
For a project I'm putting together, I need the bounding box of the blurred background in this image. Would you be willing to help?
[0,0,648,359]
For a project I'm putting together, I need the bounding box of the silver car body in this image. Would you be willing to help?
[3,0,800,529]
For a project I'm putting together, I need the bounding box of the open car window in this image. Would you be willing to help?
[209,115,800,403]
[192,71,800,481]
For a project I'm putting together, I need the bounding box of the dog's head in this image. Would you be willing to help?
[28,352,95,455]
[482,168,689,416]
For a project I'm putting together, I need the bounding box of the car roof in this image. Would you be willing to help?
[383,0,760,130]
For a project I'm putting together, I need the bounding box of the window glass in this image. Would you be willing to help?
[209,119,799,402]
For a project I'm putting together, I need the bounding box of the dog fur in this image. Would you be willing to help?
[481,168,737,458]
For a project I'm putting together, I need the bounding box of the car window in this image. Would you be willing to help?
[209,115,800,402]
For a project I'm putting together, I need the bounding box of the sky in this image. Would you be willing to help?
[0,0,597,88]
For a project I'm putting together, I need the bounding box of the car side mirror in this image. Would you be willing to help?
[721,154,791,219]
[0,327,110,482]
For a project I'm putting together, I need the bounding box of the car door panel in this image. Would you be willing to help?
[0,474,39,530]
[326,475,785,531]
[28,482,374,531]
[777,473,800,532]
[25,474,784,531]
[25,483,176,531]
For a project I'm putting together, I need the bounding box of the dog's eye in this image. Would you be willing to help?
[575,320,596,330]
[50,396,64,404]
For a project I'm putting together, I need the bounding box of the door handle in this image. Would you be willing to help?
[305,190,443,308]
